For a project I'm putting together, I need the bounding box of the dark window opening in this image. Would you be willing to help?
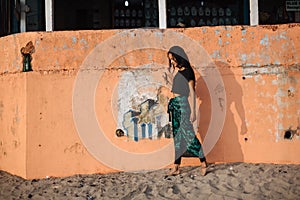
[112,0,159,29]
[54,0,159,30]
[166,0,250,28]
[26,0,45,31]
[259,0,300,24]
[54,0,113,30]
[0,0,20,37]
[1,0,300,37]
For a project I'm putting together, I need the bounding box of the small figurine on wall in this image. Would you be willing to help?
[20,41,35,72]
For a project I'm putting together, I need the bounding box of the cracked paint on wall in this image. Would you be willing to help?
[117,64,170,141]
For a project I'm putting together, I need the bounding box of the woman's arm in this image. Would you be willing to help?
[188,80,196,122]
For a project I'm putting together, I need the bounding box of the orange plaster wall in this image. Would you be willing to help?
[0,74,27,178]
[25,72,116,178]
[0,24,300,179]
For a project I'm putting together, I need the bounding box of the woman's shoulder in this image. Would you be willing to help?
[180,67,195,80]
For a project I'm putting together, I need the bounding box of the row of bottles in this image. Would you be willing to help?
[168,6,239,27]
[113,0,159,29]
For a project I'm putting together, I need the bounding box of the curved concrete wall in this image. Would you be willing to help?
[0,24,299,179]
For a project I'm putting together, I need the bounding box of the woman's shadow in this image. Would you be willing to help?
[195,61,247,163]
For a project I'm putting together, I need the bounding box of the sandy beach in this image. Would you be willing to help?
[0,162,299,200]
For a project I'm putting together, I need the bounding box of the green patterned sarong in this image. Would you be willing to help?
[168,96,205,162]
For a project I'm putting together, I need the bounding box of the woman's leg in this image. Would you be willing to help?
[200,157,208,176]
[169,144,182,175]
[168,97,182,175]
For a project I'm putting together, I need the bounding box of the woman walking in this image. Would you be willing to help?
[167,46,207,176]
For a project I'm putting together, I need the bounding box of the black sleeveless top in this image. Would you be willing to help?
[172,67,195,96]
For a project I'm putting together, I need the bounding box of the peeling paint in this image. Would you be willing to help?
[242,29,247,35]
[254,75,265,85]
[79,38,88,49]
[129,32,136,37]
[211,50,221,59]
[223,26,232,31]
[272,79,279,85]
[35,39,40,47]
[154,31,163,38]
[259,54,271,65]
[276,88,288,97]
[117,64,167,132]
[242,65,285,78]
[63,43,70,50]
[260,35,269,46]
[279,32,287,40]
[240,54,247,62]
[274,61,281,65]
[276,123,284,142]
[218,38,222,45]
[72,36,77,44]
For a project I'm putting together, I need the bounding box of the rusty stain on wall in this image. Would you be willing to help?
[0,101,3,120]
[0,141,7,158]
[10,105,21,135]
[64,142,85,154]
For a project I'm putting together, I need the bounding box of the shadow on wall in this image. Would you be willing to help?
[195,61,248,163]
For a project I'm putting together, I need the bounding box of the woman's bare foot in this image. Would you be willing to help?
[169,169,180,176]
[200,161,208,176]
[201,167,207,176]
[168,164,180,176]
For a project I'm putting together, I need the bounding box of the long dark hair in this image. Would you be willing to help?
[168,46,191,71]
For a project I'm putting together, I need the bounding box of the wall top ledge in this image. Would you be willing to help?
[1,24,299,74]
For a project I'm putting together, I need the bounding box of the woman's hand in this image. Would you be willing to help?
[190,110,196,122]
